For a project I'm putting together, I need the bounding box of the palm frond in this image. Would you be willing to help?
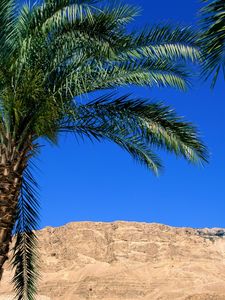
[60,94,208,174]
[11,167,40,300]
[0,0,17,63]
[0,1,209,297]
[8,1,199,103]
[104,2,141,26]
[121,25,200,62]
[29,0,101,33]
[53,58,190,98]
[102,134,163,175]
[199,0,225,87]
[42,25,198,96]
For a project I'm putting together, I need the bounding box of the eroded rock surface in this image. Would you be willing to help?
[1,222,225,300]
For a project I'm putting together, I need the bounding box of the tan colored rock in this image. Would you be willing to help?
[1,222,225,300]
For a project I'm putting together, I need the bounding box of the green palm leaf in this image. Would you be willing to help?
[12,168,40,300]
[0,1,208,299]
[62,94,208,174]
[199,0,225,87]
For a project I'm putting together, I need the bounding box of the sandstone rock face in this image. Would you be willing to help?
[1,222,225,300]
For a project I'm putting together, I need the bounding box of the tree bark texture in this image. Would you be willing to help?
[0,143,27,281]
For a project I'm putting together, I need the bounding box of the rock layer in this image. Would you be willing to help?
[1,222,225,300]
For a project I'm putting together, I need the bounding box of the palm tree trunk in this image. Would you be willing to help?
[0,144,26,281]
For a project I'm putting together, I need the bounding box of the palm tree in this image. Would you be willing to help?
[0,0,207,298]
[199,0,225,87]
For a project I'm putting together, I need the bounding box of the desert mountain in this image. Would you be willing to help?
[1,221,225,300]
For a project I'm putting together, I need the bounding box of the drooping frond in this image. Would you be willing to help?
[0,1,208,298]
[28,0,102,34]
[7,1,200,103]
[60,94,208,174]
[0,0,17,63]
[11,167,40,300]
[121,25,200,62]
[53,59,190,99]
[43,24,199,96]
[104,2,141,26]
[199,0,225,87]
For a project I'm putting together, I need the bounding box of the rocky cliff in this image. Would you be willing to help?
[1,222,225,300]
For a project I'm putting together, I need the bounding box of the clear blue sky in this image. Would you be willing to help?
[20,0,225,228]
